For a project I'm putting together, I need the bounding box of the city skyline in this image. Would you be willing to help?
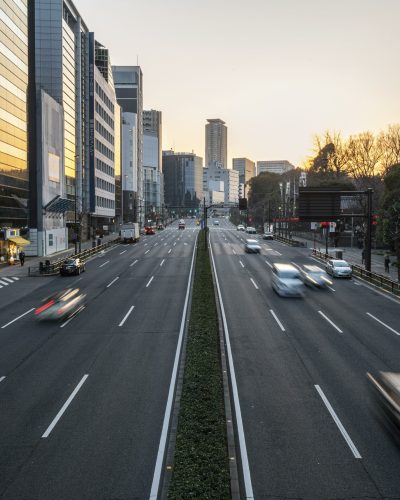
[76,0,400,167]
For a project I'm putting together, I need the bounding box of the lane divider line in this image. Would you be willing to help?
[130,259,138,267]
[209,233,254,499]
[250,278,259,290]
[1,308,35,329]
[160,259,165,267]
[270,309,285,332]
[318,310,343,334]
[328,286,336,292]
[119,306,135,327]
[145,250,150,255]
[366,312,400,336]
[239,260,244,268]
[146,276,154,288]
[99,260,110,268]
[265,260,273,269]
[168,249,172,254]
[119,250,127,255]
[107,276,119,288]
[42,375,89,438]
[149,233,198,499]
[314,384,362,459]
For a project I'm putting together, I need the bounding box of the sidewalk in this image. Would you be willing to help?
[0,233,118,278]
[294,234,399,282]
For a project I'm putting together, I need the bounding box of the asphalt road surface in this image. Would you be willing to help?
[0,220,198,500]
[210,218,400,499]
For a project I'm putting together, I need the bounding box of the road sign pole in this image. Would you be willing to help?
[365,188,373,272]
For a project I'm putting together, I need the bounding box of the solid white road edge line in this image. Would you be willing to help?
[270,309,286,332]
[160,259,165,267]
[107,276,119,288]
[250,278,259,290]
[354,278,400,305]
[130,259,138,267]
[366,312,400,336]
[314,384,362,459]
[42,375,89,438]
[99,260,110,268]
[318,310,343,334]
[149,233,198,500]
[146,276,154,288]
[209,233,254,499]
[119,306,135,327]
[1,308,35,329]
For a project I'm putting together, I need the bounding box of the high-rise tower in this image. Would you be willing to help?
[205,119,227,169]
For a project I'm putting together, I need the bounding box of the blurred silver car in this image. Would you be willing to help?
[246,226,256,234]
[34,288,86,321]
[272,263,305,297]
[300,265,333,288]
[367,371,400,433]
[244,239,261,253]
[237,224,245,231]
[326,259,352,278]
[263,231,274,240]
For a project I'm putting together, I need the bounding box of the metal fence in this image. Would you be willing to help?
[28,238,120,277]
[274,234,307,247]
[312,249,400,297]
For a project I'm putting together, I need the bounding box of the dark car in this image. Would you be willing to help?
[145,226,156,235]
[60,257,85,276]
[157,224,164,230]
[368,371,400,434]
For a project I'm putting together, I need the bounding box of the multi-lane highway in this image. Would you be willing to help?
[210,218,400,499]
[1,216,400,499]
[0,221,198,499]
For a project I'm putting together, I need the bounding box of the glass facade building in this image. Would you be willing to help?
[0,0,29,227]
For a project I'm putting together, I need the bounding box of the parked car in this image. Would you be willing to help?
[157,224,164,230]
[213,220,219,226]
[271,263,305,297]
[178,219,185,229]
[263,231,274,240]
[60,257,85,276]
[244,239,261,253]
[237,224,245,231]
[299,265,332,288]
[246,226,257,234]
[325,259,352,278]
[34,288,86,321]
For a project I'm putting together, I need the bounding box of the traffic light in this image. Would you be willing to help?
[239,197,247,210]
[372,214,379,226]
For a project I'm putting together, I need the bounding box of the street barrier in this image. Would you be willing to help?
[28,238,120,277]
[312,249,400,297]
[274,234,307,247]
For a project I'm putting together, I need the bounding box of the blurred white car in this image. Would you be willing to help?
[213,220,219,226]
[245,226,256,234]
[244,239,261,253]
[237,224,245,231]
[262,231,274,240]
[326,259,352,278]
[299,265,332,287]
[272,263,305,297]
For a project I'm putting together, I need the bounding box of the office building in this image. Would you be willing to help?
[113,66,143,224]
[0,0,29,260]
[257,160,295,175]
[205,118,227,168]
[163,151,203,211]
[203,165,239,205]
[143,110,163,219]
[233,158,255,197]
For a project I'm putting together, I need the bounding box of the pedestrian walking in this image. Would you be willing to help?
[361,249,365,265]
[384,254,390,273]
[19,250,25,266]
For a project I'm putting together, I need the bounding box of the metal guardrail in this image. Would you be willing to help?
[274,234,307,247]
[28,238,120,277]
[312,249,400,297]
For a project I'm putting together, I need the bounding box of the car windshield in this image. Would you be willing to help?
[333,262,348,267]
[64,259,75,265]
[279,270,300,279]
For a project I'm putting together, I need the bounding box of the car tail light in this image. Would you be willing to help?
[34,299,55,315]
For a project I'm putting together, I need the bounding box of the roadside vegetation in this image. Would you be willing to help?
[168,229,230,499]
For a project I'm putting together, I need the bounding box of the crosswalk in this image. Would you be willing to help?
[0,277,20,288]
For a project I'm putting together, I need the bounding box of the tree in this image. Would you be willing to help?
[378,125,400,175]
[381,163,400,281]
[247,172,283,228]
[308,131,348,179]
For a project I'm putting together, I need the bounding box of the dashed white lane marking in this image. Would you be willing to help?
[1,308,35,329]
[119,250,127,255]
[265,260,273,269]
[119,306,135,327]
[0,376,5,383]
[145,250,150,254]
[250,278,259,290]
[107,276,119,288]
[164,242,167,246]
[328,286,336,292]
[232,249,236,254]
[154,243,158,247]
[146,276,154,288]
[366,312,400,336]
[270,309,285,331]
[130,259,138,267]
[160,259,165,267]
[239,260,244,268]
[42,375,89,438]
[168,249,172,254]
[173,242,177,246]
[318,310,343,334]
[315,385,362,459]
[99,260,110,268]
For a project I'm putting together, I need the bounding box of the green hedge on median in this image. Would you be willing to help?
[168,229,230,499]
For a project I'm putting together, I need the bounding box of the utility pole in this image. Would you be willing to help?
[365,188,373,272]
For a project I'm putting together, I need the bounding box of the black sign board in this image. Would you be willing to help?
[298,187,341,221]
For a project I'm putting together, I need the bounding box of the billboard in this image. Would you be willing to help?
[298,187,341,221]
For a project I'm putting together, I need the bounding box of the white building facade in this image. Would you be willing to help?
[203,166,239,205]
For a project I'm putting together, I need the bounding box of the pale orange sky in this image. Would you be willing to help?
[77,0,400,167]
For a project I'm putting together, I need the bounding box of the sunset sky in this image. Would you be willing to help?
[77,0,400,167]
